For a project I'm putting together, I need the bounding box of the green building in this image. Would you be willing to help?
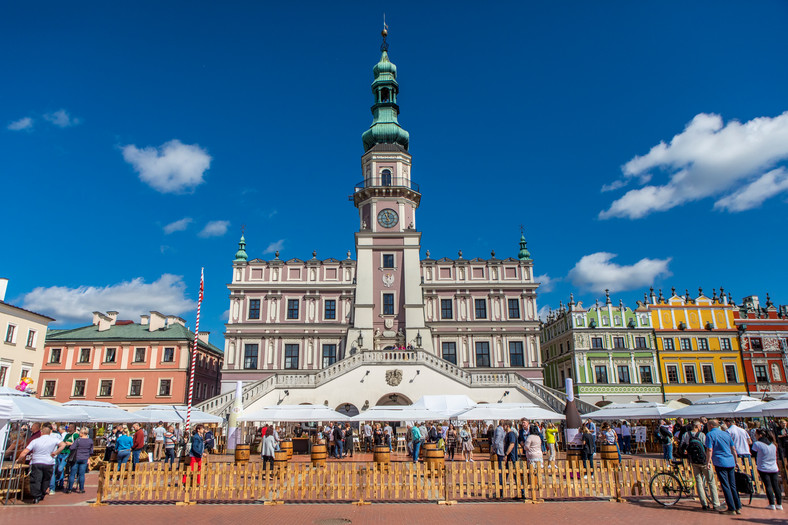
[541,291,662,406]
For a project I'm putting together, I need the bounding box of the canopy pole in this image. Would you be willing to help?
[186,268,204,435]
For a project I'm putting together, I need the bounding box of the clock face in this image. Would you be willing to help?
[377,208,399,228]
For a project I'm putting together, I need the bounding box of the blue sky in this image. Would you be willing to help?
[2,1,788,341]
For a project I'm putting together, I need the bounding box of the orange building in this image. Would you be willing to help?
[38,311,223,408]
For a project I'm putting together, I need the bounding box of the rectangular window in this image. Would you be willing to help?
[725,364,737,382]
[287,299,299,319]
[244,344,258,370]
[684,365,697,383]
[635,337,647,349]
[475,342,491,367]
[99,380,112,397]
[129,379,142,396]
[509,341,525,367]
[324,300,336,320]
[248,299,261,319]
[0,366,7,387]
[159,379,172,396]
[5,324,16,343]
[442,342,457,364]
[49,348,62,364]
[617,366,631,383]
[26,330,36,347]
[751,338,763,351]
[73,380,86,397]
[697,338,709,351]
[508,299,520,319]
[721,338,732,351]
[702,364,714,383]
[474,299,487,319]
[663,338,675,351]
[382,254,395,269]
[613,337,626,349]
[284,344,299,370]
[42,380,56,397]
[680,338,691,350]
[134,347,146,362]
[20,368,29,381]
[162,347,174,362]
[440,299,453,320]
[754,365,768,382]
[104,348,116,363]
[666,365,679,384]
[322,344,337,368]
[383,293,395,315]
[595,366,609,384]
[639,366,653,384]
[79,348,91,363]
[591,337,604,349]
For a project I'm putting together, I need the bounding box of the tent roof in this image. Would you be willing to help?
[737,399,788,417]
[668,396,763,418]
[454,403,564,421]
[584,402,674,420]
[239,404,349,422]
[63,400,137,423]
[130,405,222,424]
[411,395,476,412]
[0,387,90,422]
[351,406,447,422]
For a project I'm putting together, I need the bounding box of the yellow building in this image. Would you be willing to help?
[647,287,746,402]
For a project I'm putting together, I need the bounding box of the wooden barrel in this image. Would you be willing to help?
[599,443,619,467]
[274,449,289,472]
[373,444,390,464]
[234,444,250,465]
[421,442,436,459]
[281,440,293,460]
[566,447,583,469]
[311,442,327,467]
[425,446,445,469]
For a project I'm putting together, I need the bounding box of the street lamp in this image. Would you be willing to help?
[415,331,422,348]
[357,332,364,348]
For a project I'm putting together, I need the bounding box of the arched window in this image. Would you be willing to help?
[381,88,390,102]
[381,169,392,186]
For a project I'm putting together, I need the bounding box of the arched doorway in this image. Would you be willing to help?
[336,403,360,429]
[375,393,412,406]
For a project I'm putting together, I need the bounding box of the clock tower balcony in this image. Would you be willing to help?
[351,179,421,207]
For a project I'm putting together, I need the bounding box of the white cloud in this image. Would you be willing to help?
[8,117,33,131]
[221,309,230,321]
[122,139,212,193]
[600,111,788,219]
[199,220,230,238]
[163,217,193,234]
[44,109,80,128]
[21,274,196,325]
[567,252,672,293]
[537,305,551,322]
[713,168,788,212]
[264,239,285,254]
[534,273,557,293]
[600,179,627,193]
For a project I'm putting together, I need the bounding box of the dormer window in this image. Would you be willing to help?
[381,169,392,186]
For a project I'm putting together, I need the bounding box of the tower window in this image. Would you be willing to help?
[442,342,457,364]
[383,293,395,315]
[441,299,453,320]
[381,169,392,186]
[381,88,390,102]
[287,299,299,319]
[382,254,395,268]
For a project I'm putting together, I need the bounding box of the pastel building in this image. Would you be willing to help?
[0,278,54,392]
[202,32,555,419]
[647,287,747,403]
[540,292,662,406]
[734,295,788,395]
[38,311,223,408]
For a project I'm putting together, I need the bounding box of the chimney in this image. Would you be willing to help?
[0,278,7,302]
[96,312,112,332]
[106,311,119,325]
[148,311,166,332]
[140,314,150,326]
[167,315,185,327]
[92,311,103,325]
[197,331,210,344]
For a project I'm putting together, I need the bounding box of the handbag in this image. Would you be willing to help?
[66,442,78,466]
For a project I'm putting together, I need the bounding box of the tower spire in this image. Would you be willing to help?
[517,230,531,261]
[234,233,248,262]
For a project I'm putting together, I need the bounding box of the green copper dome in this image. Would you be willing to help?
[234,234,248,262]
[362,45,410,152]
[518,234,531,261]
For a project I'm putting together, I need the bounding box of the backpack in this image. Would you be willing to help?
[657,426,672,444]
[734,470,754,504]
[686,432,706,465]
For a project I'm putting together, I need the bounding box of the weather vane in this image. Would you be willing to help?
[241,224,246,235]
[381,13,389,52]
[520,224,524,235]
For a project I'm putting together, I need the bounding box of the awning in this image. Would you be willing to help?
[63,400,138,423]
[666,395,763,418]
[453,403,565,421]
[239,404,350,422]
[583,402,675,420]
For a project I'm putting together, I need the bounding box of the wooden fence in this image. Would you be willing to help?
[94,456,788,505]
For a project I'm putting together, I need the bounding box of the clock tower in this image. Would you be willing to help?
[349,29,432,354]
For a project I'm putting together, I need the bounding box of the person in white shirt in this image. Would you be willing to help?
[153,422,166,461]
[363,423,373,452]
[621,421,632,454]
[16,422,63,504]
[724,418,752,468]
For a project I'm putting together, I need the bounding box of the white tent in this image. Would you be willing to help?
[667,395,764,418]
[454,403,564,421]
[352,406,446,422]
[131,405,223,424]
[411,395,476,414]
[239,404,350,422]
[583,402,674,420]
[737,399,788,418]
[63,400,138,423]
[0,387,90,422]
[0,399,12,451]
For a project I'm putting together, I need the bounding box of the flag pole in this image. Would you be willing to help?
[186,267,204,434]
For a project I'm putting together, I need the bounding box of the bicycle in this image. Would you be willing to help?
[649,459,696,506]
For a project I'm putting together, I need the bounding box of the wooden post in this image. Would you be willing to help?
[90,464,107,506]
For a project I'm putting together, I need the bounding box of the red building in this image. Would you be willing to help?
[734,295,788,395]
[39,311,223,408]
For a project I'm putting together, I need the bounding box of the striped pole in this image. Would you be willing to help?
[186,267,204,434]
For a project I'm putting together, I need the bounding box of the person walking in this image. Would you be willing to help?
[446,424,458,461]
[15,422,62,504]
[459,424,474,462]
[153,421,166,461]
[658,419,674,461]
[724,418,753,469]
[48,425,66,495]
[163,425,177,466]
[131,423,145,471]
[544,423,558,463]
[63,427,93,493]
[261,427,275,473]
[525,425,544,466]
[115,428,133,470]
[492,421,506,469]
[620,421,632,454]
[182,424,206,486]
[705,419,741,515]
[411,424,422,463]
[580,424,595,471]
[680,420,720,511]
[333,423,344,459]
[752,428,783,510]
